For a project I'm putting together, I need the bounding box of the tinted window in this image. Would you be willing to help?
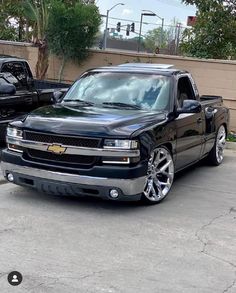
[1,62,28,89]
[63,72,171,111]
[177,76,196,108]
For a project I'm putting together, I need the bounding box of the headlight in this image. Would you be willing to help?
[7,127,23,139]
[103,139,138,149]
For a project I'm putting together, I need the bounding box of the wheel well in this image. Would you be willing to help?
[222,123,228,136]
[162,143,173,155]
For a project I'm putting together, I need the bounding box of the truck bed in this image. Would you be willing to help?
[200,95,223,106]
[200,95,223,102]
[33,79,70,90]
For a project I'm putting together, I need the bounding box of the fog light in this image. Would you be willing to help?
[110,189,119,199]
[7,173,14,182]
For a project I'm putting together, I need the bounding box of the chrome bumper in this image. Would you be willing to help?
[1,162,146,196]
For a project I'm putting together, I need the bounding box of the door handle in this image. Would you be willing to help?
[197,117,203,124]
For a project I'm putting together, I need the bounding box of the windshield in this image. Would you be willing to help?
[63,72,171,111]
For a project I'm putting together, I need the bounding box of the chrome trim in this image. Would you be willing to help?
[1,162,146,196]
[6,137,140,158]
[7,134,23,139]
[7,144,23,153]
[102,158,130,165]
[103,139,138,150]
[0,120,14,124]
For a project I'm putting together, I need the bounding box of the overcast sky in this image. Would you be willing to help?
[97,0,196,35]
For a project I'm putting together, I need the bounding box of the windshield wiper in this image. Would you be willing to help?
[102,102,141,110]
[63,99,94,106]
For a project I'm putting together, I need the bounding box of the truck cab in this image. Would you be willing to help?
[0,56,70,143]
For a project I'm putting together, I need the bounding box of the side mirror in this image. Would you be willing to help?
[176,100,202,115]
[0,83,16,95]
[51,91,63,104]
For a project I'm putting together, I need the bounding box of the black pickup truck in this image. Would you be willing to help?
[1,63,230,204]
[0,56,69,143]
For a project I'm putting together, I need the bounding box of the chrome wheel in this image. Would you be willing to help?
[216,125,226,164]
[143,147,174,203]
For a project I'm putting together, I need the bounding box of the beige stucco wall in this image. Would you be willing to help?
[0,41,236,131]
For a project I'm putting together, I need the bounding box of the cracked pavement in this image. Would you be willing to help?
[0,149,235,293]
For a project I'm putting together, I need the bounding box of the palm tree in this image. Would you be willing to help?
[23,0,49,80]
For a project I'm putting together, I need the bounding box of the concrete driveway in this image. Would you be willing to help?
[0,150,235,293]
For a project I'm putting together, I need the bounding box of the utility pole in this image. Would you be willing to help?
[161,18,164,47]
[175,23,181,55]
[138,12,156,53]
[141,10,165,48]
[138,14,144,53]
[104,3,124,50]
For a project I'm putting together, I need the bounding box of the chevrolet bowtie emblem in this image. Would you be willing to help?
[47,144,67,155]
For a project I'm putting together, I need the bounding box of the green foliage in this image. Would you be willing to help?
[0,16,18,41]
[144,18,182,53]
[0,0,26,41]
[181,0,236,59]
[22,0,49,41]
[47,0,101,81]
[144,27,169,51]
[0,0,101,80]
[227,132,236,142]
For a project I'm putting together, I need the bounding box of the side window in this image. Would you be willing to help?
[24,62,33,79]
[1,62,28,90]
[177,76,196,108]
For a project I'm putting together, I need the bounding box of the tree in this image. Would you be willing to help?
[0,0,27,41]
[47,0,101,81]
[181,0,236,59]
[144,18,183,54]
[23,0,50,79]
[0,15,18,41]
[144,27,169,52]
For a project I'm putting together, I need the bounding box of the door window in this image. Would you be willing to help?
[177,76,196,108]
[1,62,28,90]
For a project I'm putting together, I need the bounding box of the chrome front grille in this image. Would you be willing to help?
[22,131,100,167]
[24,131,101,148]
[27,149,96,165]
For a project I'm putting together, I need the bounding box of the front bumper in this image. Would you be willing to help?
[1,160,146,201]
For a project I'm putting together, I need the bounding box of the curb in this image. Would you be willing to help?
[226,142,236,150]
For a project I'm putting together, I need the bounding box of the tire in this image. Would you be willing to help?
[141,146,175,205]
[207,125,226,166]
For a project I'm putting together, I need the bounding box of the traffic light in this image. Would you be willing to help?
[131,22,135,32]
[126,24,130,36]
[116,22,121,32]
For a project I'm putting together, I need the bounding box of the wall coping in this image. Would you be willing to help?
[90,49,236,66]
[0,40,33,47]
[1,41,236,66]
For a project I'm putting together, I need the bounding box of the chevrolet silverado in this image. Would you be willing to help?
[1,64,230,204]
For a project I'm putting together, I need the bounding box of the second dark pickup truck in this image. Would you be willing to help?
[1,63,230,204]
[0,56,69,143]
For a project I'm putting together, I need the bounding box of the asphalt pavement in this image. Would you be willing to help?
[0,150,235,293]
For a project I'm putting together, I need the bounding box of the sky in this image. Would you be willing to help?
[97,0,196,35]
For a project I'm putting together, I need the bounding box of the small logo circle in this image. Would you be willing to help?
[7,271,23,286]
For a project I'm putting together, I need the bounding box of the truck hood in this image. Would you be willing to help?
[19,104,167,138]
